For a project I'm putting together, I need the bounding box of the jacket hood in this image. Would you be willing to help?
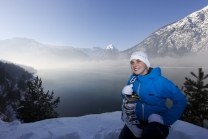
[138,67,161,81]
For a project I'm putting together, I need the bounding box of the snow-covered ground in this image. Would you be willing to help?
[0,111,208,139]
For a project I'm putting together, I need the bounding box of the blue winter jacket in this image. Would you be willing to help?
[122,67,187,126]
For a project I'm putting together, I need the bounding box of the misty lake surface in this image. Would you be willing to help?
[36,66,208,117]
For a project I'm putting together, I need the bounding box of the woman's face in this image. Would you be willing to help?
[130,59,148,75]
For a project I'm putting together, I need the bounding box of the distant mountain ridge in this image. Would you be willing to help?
[0,38,120,62]
[0,38,92,68]
[77,44,119,59]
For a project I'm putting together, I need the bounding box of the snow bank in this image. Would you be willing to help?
[0,111,207,139]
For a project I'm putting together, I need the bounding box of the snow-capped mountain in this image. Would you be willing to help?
[106,44,119,51]
[124,5,208,57]
[101,44,119,59]
[105,44,119,53]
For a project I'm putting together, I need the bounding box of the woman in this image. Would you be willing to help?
[119,51,187,139]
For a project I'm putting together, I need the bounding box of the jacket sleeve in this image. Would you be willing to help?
[160,78,187,126]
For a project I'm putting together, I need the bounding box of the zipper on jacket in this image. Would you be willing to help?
[137,83,140,97]
[142,103,144,120]
[137,82,144,120]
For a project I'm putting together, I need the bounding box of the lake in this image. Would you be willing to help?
[36,65,208,117]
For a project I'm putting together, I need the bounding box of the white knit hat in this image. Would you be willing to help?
[130,51,150,68]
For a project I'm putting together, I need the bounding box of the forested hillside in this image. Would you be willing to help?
[0,61,34,122]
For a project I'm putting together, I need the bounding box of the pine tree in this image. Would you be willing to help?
[16,76,60,123]
[181,68,208,127]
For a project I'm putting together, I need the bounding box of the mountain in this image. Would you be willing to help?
[77,46,104,59]
[105,44,119,52]
[0,60,37,74]
[0,60,34,122]
[123,5,208,57]
[0,37,90,65]
[101,44,119,59]
[0,37,120,66]
[77,44,119,59]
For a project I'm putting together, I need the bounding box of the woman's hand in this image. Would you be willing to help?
[122,84,133,95]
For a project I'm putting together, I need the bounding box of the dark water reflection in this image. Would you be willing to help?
[37,67,208,117]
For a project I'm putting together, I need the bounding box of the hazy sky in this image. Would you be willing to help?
[1,0,208,51]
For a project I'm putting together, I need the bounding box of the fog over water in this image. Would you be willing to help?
[33,62,208,117]
[37,65,132,117]
[35,54,208,117]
